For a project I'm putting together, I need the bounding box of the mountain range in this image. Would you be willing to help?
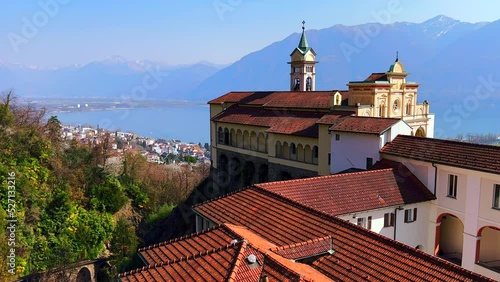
[1,15,499,136]
[0,56,224,99]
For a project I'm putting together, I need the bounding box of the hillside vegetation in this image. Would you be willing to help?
[0,93,208,281]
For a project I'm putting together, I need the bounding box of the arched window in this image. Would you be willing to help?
[306,77,312,91]
[217,127,223,144]
[393,99,400,114]
[335,94,341,106]
[294,78,301,91]
[275,141,283,158]
[405,102,412,115]
[312,146,319,164]
[290,143,297,160]
[378,104,384,117]
[223,128,229,144]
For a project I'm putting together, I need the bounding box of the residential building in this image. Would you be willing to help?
[185,185,492,281]
[328,116,411,173]
[380,135,500,280]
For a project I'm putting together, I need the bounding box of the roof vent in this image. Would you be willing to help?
[230,239,238,244]
[247,254,257,264]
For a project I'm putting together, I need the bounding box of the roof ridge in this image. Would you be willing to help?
[192,186,251,209]
[120,241,245,278]
[271,235,332,252]
[262,253,302,279]
[226,240,248,282]
[396,135,500,149]
[255,168,394,189]
[137,224,226,252]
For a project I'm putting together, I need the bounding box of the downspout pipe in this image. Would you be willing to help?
[394,206,404,240]
[432,163,438,196]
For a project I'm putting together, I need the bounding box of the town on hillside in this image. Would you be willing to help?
[61,124,211,166]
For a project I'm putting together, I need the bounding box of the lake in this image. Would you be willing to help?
[54,106,210,143]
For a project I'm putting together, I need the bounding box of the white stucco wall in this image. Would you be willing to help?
[330,121,411,174]
[378,154,500,278]
[337,202,431,251]
[330,133,380,173]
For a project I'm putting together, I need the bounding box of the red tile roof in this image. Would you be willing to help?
[254,168,435,216]
[272,235,333,260]
[364,72,388,82]
[208,91,350,109]
[212,105,327,138]
[315,112,353,125]
[381,135,500,174]
[120,242,243,282]
[329,116,403,135]
[138,225,242,265]
[194,187,493,281]
[122,223,333,282]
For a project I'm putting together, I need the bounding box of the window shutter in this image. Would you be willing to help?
[404,210,409,223]
[413,208,418,221]
[390,213,395,226]
[368,216,372,230]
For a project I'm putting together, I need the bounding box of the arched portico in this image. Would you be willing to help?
[435,213,464,265]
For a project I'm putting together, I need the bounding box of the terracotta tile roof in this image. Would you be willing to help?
[364,72,388,82]
[329,116,403,134]
[119,242,244,282]
[208,91,345,109]
[258,256,303,282]
[194,187,493,281]
[212,105,327,137]
[230,242,265,282]
[138,224,242,265]
[254,168,435,216]
[380,135,500,174]
[123,223,333,282]
[315,112,354,125]
[272,235,333,260]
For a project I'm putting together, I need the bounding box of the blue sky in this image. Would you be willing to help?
[1,0,499,67]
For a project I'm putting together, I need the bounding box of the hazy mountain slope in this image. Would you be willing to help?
[187,16,490,102]
[0,58,222,98]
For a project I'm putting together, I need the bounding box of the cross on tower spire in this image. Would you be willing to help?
[396,51,399,62]
[302,20,306,31]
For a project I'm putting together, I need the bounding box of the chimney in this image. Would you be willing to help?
[260,275,269,282]
[329,92,336,110]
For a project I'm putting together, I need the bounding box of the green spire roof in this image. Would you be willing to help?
[298,21,310,53]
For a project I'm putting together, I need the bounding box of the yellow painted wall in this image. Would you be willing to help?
[318,124,331,175]
[439,215,464,254]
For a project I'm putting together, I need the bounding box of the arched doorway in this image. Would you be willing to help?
[76,267,92,282]
[476,226,500,272]
[258,164,268,183]
[435,214,464,265]
[415,127,426,137]
[219,154,228,173]
[281,171,292,181]
[242,161,256,187]
[229,157,241,186]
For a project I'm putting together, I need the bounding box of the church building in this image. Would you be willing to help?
[208,23,434,188]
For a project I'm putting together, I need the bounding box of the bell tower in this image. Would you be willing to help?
[289,21,317,91]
